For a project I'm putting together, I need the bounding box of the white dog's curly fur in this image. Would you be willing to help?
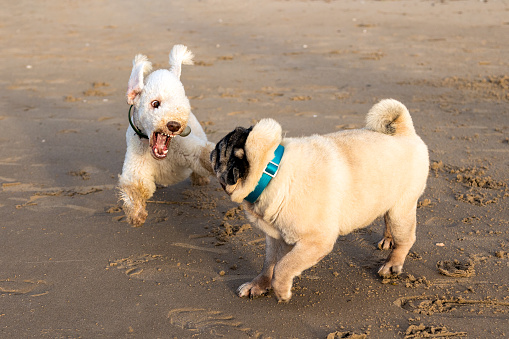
[118,44,213,226]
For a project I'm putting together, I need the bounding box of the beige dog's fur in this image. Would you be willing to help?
[221,99,429,301]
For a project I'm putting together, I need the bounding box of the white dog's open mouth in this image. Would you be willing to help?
[150,132,175,160]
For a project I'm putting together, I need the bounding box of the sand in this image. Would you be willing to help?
[1,0,508,338]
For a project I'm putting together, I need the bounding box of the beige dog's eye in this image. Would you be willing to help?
[151,100,160,108]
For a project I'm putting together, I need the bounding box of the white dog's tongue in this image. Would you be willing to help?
[152,133,169,159]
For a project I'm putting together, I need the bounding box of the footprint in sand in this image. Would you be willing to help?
[168,308,263,338]
[326,331,367,339]
[0,279,49,296]
[403,324,466,339]
[107,254,162,278]
[395,295,509,316]
[436,259,475,277]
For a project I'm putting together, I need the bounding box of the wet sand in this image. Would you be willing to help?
[1,0,508,338]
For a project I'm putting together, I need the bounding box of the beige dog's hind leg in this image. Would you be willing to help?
[238,235,291,298]
[377,213,394,250]
[378,202,417,277]
[271,238,335,302]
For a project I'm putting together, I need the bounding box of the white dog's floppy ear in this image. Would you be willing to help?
[169,44,194,79]
[126,54,152,105]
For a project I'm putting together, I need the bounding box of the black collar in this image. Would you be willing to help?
[128,105,149,139]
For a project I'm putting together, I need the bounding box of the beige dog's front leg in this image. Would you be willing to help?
[117,177,156,227]
[271,239,334,302]
[238,235,290,298]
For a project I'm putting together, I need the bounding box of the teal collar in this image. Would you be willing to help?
[244,144,285,203]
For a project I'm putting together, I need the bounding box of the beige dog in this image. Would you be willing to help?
[210,99,429,301]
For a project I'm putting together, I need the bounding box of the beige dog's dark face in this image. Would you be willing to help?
[210,126,252,194]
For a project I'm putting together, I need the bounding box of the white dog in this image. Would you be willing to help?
[211,99,429,301]
[118,44,214,227]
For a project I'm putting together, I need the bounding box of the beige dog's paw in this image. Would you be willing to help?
[377,236,394,250]
[272,279,292,302]
[378,262,403,277]
[190,172,210,186]
[237,281,270,299]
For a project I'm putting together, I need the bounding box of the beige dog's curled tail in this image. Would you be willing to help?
[365,99,416,136]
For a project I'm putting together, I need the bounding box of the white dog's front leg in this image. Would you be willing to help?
[117,148,156,226]
[189,140,215,186]
[117,176,156,227]
[118,136,157,227]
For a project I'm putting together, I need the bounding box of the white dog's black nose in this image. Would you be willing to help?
[167,121,181,132]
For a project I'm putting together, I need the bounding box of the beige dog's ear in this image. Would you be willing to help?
[126,54,152,105]
[169,44,194,79]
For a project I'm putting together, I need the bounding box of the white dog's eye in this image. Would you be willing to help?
[151,100,160,108]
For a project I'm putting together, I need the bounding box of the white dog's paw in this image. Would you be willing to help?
[122,199,148,227]
[126,207,148,227]
[378,262,403,277]
[377,236,394,250]
[118,181,152,227]
[237,280,270,299]
[190,172,210,186]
